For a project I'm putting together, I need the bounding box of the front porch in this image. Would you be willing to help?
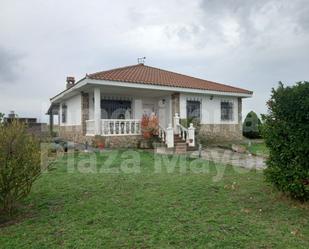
[83,86,174,136]
[81,86,196,148]
[50,85,196,148]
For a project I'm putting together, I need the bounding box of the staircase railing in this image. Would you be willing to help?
[178,123,189,143]
[159,123,174,148]
[158,124,166,143]
[174,113,195,147]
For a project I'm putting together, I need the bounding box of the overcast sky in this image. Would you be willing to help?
[1,0,308,122]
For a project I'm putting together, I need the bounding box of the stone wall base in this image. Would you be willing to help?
[58,125,92,144]
[60,124,242,147]
[199,124,243,143]
[59,125,142,147]
[104,135,142,148]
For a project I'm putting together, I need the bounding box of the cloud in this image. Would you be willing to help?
[0,47,22,83]
[0,0,308,121]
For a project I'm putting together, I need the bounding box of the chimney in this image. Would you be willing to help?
[66,76,75,89]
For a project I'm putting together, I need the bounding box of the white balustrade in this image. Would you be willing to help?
[177,120,195,147]
[188,123,195,147]
[158,124,166,143]
[101,119,141,136]
[159,123,174,148]
[178,123,189,143]
[86,119,141,136]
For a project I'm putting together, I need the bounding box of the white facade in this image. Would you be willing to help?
[48,76,252,148]
[50,77,251,136]
[57,89,241,127]
[59,94,81,126]
[179,93,239,124]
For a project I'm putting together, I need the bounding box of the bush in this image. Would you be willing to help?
[262,82,309,201]
[0,112,4,123]
[141,114,159,139]
[180,118,201,134]
[243,111,262,138]
[0,120,41,215]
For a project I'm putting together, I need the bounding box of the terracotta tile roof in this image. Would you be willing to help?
[87,64,252,95]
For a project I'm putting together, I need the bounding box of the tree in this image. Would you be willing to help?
[262,82,309,201]
[0,120,41,215]
[243,111,261,138]
[0,112,4,123]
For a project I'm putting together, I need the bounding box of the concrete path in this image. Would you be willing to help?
[190,147,266,170]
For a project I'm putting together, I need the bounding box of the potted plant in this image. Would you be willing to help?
[140,114,159,148]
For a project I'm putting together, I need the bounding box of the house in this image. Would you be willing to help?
[47,63,253,148]
[4,111,37,124]
[5,111,48,138]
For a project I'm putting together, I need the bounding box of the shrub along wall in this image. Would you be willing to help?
[243,111,261,139]
[0,120,41,215]
[262,82,309,201]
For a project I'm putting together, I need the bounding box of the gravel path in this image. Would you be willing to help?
[190,147,266,170]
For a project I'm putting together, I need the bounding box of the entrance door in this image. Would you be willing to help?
[142,103,156,116]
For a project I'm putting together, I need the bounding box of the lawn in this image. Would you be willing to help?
[0,150,308,248]
[247,142,269,157]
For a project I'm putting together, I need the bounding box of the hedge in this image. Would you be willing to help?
[262,82,309,201]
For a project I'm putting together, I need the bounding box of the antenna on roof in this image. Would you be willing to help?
[137,57,146,64]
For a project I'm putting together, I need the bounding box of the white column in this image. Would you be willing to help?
[179,94,187,119]
[173,113,180,134]
[166,123,174,148]
[94,87,101,135]
[188,123,195,147]
[133,99,142,119]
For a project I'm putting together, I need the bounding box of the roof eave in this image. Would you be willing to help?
[87,78,253,97]
[50,77,87,102]
[50,77,253,103]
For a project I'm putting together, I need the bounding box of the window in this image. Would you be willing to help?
[221,101,233,121]
[62,104,67,123]
[101,100,132,119]
[187,101,200,120]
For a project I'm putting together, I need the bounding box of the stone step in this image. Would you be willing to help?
[187,145,198,151]
[175,141,187,154]
[174,140,185,144]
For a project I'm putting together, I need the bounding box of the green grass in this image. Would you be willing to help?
[247,142,269,157]
[1,150,308,248]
